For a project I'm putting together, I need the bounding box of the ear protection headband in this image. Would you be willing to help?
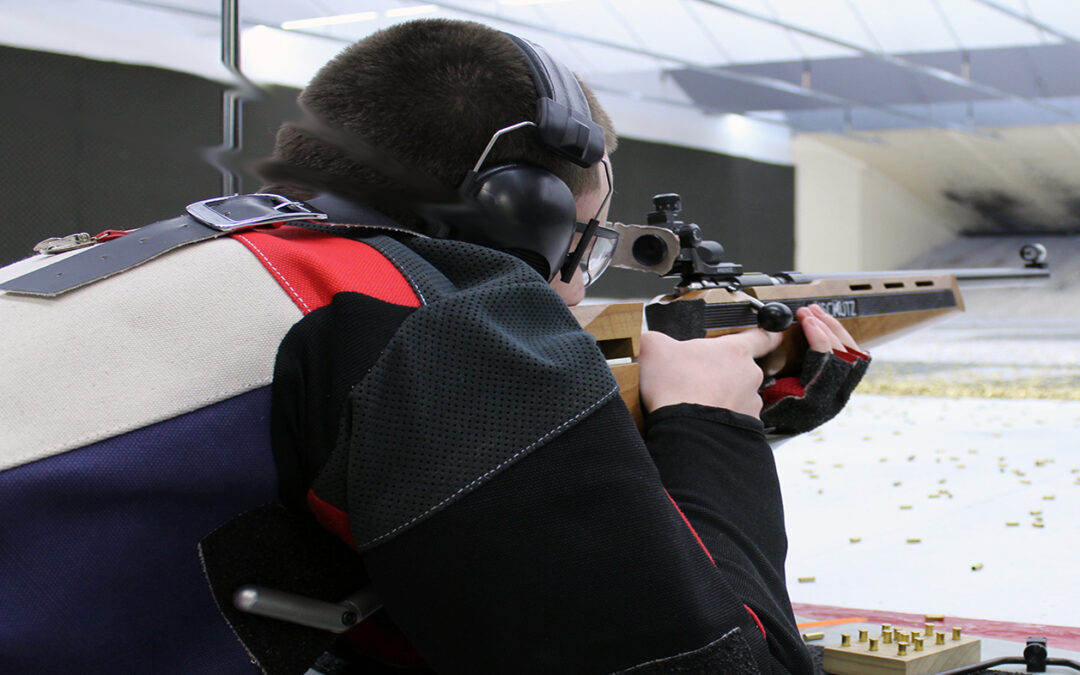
[418,33,605,281]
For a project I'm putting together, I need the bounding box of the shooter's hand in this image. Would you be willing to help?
[759,304,871,434]
[639,328,782,418]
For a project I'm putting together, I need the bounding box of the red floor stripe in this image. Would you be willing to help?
[792,603,1080,652]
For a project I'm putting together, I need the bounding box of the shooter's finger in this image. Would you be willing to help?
[801,315,843,353]
[724,326,783,359]
[809,304,859,350]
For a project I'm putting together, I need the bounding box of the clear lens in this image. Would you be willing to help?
[581,226,617,287]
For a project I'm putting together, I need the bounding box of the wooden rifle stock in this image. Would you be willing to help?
[570,264,1048,429]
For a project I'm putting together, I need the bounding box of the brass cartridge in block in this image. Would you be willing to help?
[840,633,851,647]
[936,631,946,645]
[898,643,908,655]
[914,636,924,651]
[925,622,935,636]
[869,638,879,652]
[953,627,962,640]
[857,629,868,642]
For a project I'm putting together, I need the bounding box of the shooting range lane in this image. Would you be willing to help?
[776,315,1080,647]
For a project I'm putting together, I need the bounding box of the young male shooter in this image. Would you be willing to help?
[0,17,861,675]
[227,18,863,674]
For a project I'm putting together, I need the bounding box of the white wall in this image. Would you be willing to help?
[794,136,955,273]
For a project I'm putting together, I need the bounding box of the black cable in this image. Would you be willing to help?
[931,655,1080,674]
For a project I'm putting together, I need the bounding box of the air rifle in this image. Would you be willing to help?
[569,193,1051,427]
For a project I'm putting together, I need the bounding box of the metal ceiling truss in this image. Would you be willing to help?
[971,0,1080,47]
[691,0,1074,121]
[418,0,995,137]
[116,0,1069,137]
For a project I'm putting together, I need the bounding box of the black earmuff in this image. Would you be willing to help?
[418,33,604,281]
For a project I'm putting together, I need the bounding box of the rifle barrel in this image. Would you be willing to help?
[804,266,1049,289]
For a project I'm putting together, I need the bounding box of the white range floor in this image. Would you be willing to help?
[775,317,1080,629]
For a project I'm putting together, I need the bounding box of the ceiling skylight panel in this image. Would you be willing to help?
[982,0,1077,44]
[682,1,806,64]
[846,0,966,54]
[933,0,1045,49]
[529,0,639,48]
[605,0,728,65]
[737,0,880,55]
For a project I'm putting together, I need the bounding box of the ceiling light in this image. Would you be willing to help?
[281,12,377,31]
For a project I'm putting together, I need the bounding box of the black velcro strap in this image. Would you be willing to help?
[0,215,223,297]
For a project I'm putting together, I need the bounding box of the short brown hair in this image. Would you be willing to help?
[262,19,616,229]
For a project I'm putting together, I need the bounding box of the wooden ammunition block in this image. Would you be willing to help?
[823,634,980,675]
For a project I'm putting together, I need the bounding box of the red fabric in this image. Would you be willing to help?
[231,225,421,314]
[342,617,425,667]
[665,490,715,565]
[845,346,870,361]
[760,377,806,406]
[743,604,767,638]
[832,348,859,363]
[306,489,355,548]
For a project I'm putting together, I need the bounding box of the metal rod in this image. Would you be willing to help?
[806,267,1050,288]
[220,0,242,195]
[692,0,1073,120]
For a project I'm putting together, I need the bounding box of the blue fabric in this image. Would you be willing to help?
[0,387,277,674]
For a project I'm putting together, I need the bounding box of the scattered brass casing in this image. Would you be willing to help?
[802,632,824,642]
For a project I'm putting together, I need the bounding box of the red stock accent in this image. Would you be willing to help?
[306,489,356,549]
[760,377,806,406]
[665,490,715,565]
[93,229,135,242]
[232,225,421,314]
[743,604,767,638]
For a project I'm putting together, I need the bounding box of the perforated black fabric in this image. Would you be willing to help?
[343,237,619,550]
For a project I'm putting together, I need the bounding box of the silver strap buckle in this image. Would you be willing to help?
[185,193,328,231]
